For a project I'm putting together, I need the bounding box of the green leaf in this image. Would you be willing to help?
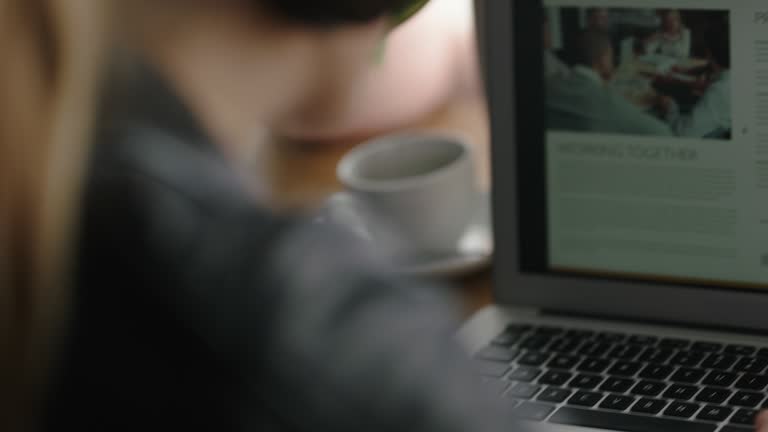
[392,0,430,26]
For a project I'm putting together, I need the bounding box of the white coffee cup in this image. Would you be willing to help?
[336,132,477,256]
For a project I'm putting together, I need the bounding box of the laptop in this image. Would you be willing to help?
[461,2,767,431]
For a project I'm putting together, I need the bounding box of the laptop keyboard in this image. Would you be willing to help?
[473,323,768,432]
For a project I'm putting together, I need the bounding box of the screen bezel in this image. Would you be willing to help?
[484,0,768,331]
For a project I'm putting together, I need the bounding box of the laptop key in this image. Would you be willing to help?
[729,391,765,408]
[547,355,581,370]
[670,351,705,367]
[534,326,564,336]
[506,383,541,399]
[638,348,674,364]
[722,427,753,432]
[664,402,701,419]
[538,387,572,404]
[579,342,612,357]
[692,342,723,353]
[631,380,667,397]
[601,377,635,393]
[608,361,642,377]
[508,366,542,382]
[758,348,768,358]
[550,407,717,432]
[472,361,510,377]
[730,409,759,426]
[697,405,733,422]
[695,387,733,404]
[703,371,738,387]
[600,394,636,411]
[734,357,768,374]
[492,332,524,347]
[539,371,573,386]
[735,374,768,391]
[518,352,550,366]
[670,368,706,384]
[570,374,604,390]
[639,365,674,380]
[660,338,691,349]
[701,354,737,370]
[520,336,551,350]
[608,345,643,360]
[568,391,603,407]
[628,335,658,346]
[577,358,611,373]
[475,346,520,362]
[664,384,699,401]
[512,402,555,421]
[565,329,595,338]
[597,332,626,342]
[727,345,757,356]
[548,338,582,354]
[632,398,668,415]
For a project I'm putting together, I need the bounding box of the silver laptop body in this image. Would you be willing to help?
[463,2,768,431]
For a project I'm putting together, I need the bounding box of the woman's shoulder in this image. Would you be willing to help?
[79,122,277,277]
[91,124,249,213]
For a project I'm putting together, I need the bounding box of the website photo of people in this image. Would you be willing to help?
[544,7,732,140]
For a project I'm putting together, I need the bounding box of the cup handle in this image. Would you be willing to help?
[316,192,377,243]
[316,192,412,260]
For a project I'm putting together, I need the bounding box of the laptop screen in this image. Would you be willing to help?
[528,1,768,289]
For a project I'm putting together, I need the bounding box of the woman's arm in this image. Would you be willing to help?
[238,222,511,432]
[113,137,513,431]
[168,214,513,432]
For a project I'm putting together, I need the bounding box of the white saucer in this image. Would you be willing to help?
[397,193,493,278]
[321,192,493,279]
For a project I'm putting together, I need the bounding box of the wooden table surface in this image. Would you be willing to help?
[262,97,494,316]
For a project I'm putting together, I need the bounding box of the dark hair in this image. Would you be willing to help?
[261,0,418,26]
[585,8,606,18]
[574,30,612,67]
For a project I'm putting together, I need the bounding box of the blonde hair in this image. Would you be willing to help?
[0,0,106,429]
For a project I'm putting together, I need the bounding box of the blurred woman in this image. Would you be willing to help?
[1,0,510,431]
